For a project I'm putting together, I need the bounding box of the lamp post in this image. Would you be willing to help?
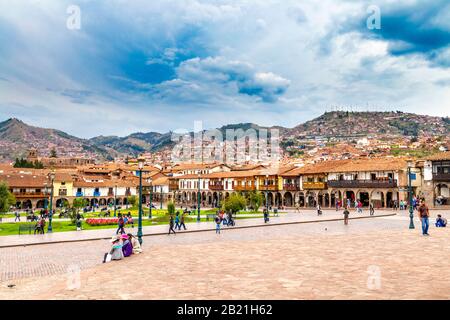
[137,158,144,245]
[408,160,415,229]
[43,182,48,210]
[149,178,153,219]
[48,171,55,233]
[265,174,269,211]
[160,184,163,210]
[197,174,201,222]
[114,184,117,217]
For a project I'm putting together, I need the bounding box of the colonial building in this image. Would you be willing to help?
[422,152,450,207]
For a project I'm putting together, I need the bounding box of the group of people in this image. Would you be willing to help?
[168,211,187,234]
[103,233,142,262]
[116,212,134,235]
[215,210,235,234]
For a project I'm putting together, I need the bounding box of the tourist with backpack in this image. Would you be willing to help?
[215,214,221,234]
[116,214,125,235]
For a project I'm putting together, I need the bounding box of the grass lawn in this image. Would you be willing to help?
[0,213,264,236]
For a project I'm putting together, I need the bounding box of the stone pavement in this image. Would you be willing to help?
[0,215,448,300]
[0,210,397,248]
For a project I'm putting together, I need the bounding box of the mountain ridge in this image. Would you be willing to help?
[0,111,449,161]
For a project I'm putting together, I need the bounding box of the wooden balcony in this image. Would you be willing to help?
[259,184,278,191]
[209,184,224,191]
[234,185,257,191]
[302,182,327,190]
[433,173,450,182]
[283,184,300,191]
[169,181,179,191]
[13,192,46,198]
[327,179,397,188]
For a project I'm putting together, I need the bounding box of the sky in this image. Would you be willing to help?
[0,0,449,138]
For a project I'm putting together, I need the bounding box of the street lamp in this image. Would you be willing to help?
[114,183,117,217]
[265,174,269,211]
[43,182,48,210]
[48,171,55,233]
[149,177,153,219]
[407,160,415,229]
[160,181,163,210]
[197,173,201,222]
[137,158,144,245]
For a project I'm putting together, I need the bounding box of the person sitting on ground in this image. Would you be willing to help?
[103,236,124,262]
[128,233,142,254]
[121,234,133,257]
[435,214,447,228]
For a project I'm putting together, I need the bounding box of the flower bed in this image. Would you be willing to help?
[85,218,119,226]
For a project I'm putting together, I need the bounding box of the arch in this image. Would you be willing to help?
[298,192,305,207]
[23,199,32,209]
[36,199,46,209]
[107,198,115,206]
[324,193,330,207]
[284,192,293,207]
[56,198,69,208]
[306,191,316,207]
[90,198,99,207]
[99,198,107,206]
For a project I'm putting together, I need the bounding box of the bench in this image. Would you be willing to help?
[18,224,34,235]
[206,214,216,221]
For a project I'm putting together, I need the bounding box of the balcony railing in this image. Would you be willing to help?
[433,173,450,182]
[209,184,224,191]
[259,184,278,191]
[303,182,327,190]
[327,179,397,188]
[76,192,84,197]
[283,184,300,191]
[93,191,101,197]
[13,191,45,198]
[234,185,256,191]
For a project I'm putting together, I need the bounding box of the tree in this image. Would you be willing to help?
[50,148,57,158]
[127,195,137,208]
[248,191,264,212]
[223,193,247,214]
[0,182,15,213]
[72,198,87,213]
[167,201,175,215]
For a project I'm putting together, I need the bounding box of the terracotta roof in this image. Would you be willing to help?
[427,152,450,161]
[0,173,48,187]
[151,176,169,186]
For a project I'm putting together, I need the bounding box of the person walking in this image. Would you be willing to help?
[369,202,375,216]
[168,214,176,235]
[178,211,187,230]
[215,214,221,234]
[418,200,430,236]
[263,208,269,223]
[116,214,125,235]
[357,200,363,214]
[174,212,180,230]
[317,204,322,216]
[14,210,20,222]
[343,206,350,225]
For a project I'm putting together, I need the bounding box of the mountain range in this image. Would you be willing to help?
[0,111,449,161]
